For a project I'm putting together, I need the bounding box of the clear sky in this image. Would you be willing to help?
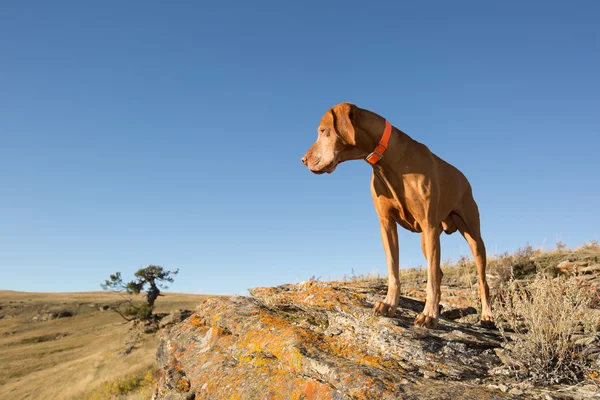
[1,1,599,295]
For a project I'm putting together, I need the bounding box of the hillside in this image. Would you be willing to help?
[0,291,210,400]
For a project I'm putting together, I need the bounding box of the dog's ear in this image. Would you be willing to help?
[332,103,357,145]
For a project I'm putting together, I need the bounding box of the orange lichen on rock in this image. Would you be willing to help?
[154,281,518,399]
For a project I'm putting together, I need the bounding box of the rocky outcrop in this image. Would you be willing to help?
[155,281,509,399]
[153,280,598,399]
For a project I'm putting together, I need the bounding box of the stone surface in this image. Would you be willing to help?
[580,264,600,274]
[556,261,590,275]
[440,306,478,320]
[153,279,597,399]
[154,281,517,399]
[159,309,193,328]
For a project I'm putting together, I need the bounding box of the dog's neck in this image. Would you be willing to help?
[355,108,410,169]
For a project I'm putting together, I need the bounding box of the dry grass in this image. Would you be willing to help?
[342,242,600,385]
[84,367,159,400]
[394,241,600,289]
[494,274,599,384]
[487,241,600,282]
[0,290,210,400]
[347,242,600,319]
[342,268,384,283]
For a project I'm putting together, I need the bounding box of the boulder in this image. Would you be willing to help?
[556,261,590,275]
[159,309,193,328]
[153,281,511,399]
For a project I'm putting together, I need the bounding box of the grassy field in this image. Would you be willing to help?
[0,291,211,400]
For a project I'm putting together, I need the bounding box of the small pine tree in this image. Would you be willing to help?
[101,265,179,321]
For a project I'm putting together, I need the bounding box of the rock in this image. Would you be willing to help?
[508,388,522,395]
[441,306,477,320]
[493,348,524,370]
[575,274,597,282]
[159,309,193,328]
[580,384,598,393]
[142,321,159,334]
[154,281,511,399]
[579,264,600,274]
[556,261,590,275]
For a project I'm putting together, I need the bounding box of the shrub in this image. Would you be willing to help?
[581,240,600,251]
[494,274,599,384]
[555,241,567,251]
[487,245,539,283]
[488,252,514,283]
[131,303,153,321]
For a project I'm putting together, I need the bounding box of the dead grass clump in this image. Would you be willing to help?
[343,268,384,283]
[581,240,600,251]
[455,255,480,310]
[494,274,599,384]
[487,252,514,282]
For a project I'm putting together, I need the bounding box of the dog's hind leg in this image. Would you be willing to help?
[452,193,495,328]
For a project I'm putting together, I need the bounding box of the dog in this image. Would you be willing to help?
[301,103,494,329]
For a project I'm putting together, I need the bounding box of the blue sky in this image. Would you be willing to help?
[1,1,599,295]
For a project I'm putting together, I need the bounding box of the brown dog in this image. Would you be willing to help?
[301,103,494,329]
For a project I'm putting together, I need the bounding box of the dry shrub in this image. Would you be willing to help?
[454,255,480,310]
[488,245,539,283]
[494,274,599,384]
[555,241,567,251]
[581,240,600,251]
[343,268,384,283]
[488,253,514,283]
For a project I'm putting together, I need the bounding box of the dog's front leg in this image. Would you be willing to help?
[373,217,400,317]
[414,226,442,329]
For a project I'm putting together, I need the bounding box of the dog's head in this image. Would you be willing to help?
[301,102,365,174]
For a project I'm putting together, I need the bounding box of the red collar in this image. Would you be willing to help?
[365,120,392,165]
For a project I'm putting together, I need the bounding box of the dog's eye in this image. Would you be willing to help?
[318,127,329,137]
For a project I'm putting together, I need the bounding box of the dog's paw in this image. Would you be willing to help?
[480,311,496,329]
[373,301,397,317]
[414,313,438,329]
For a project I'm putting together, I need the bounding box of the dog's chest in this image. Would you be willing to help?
[393,198,421,233]
[373,171,422,233]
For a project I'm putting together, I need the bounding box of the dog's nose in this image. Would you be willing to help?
[301,155,308,165]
